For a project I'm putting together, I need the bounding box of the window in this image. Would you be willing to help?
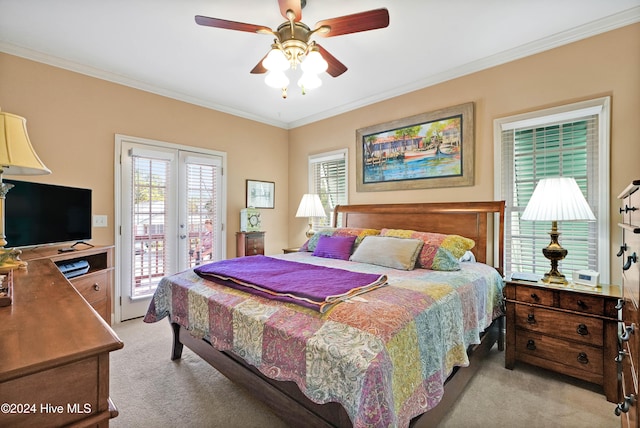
[308,149,348,228]
[494,97,610,282]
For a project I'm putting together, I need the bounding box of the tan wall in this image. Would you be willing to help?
[1,23,638,285]
[289,23,640,285]
[0,53,289,258]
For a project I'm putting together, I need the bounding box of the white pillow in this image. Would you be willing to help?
[350,236,424,270]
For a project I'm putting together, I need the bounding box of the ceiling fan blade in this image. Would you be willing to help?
[317,45,347,77]
[315,8,389,37]
[278,0,302,21]
[250,54,268,74]
[195,15,271,34]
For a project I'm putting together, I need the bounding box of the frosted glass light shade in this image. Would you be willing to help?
[521,177,595,222]
[295,194,326,218]
[262,48,289,71]
[297,72,322,90]
[0,112,51,175]
[301,49,328,74]
[264,70,290,88]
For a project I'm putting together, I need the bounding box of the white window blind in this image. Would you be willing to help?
[309,150,347,228]
[497,98,610,280]
[130,154,171,297]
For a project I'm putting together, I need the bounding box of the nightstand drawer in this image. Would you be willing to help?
[516,331,603,377]
[558,292,605,316]
[515,305,603,346]
[515,285,554,306]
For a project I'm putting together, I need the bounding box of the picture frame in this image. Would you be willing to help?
[246,179,275,209]
[356,102,474,192]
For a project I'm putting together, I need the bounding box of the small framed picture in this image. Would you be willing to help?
[246,179,275,209]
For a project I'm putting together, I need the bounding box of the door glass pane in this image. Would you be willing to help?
[186,160,219,268]
[131,156,170,298]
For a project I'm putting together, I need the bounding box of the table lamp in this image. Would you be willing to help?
[295,194,326,238]
[0,110,51,271]
[521,177,595,284]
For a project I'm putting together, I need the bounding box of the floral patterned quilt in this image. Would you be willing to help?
[144,252,504,427]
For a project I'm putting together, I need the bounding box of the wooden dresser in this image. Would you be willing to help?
[504,279,620,402]
[0,258,123,427]
[19,245,114,324]
[236,231,265,257]
[616,179,640,426]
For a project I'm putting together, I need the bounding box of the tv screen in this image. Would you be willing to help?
[4,179,92,248]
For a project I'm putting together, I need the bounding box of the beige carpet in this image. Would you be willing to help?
[110,318,618,427]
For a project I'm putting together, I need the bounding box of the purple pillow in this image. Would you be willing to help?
[312,235,357,260]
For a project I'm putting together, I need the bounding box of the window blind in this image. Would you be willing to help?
[309,150,347,228]
[502,115,599,277]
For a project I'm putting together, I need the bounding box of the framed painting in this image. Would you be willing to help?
[246,179,275,209]
[356,102,474,192]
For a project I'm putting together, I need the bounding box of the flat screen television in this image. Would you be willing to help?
[4,179,92,248]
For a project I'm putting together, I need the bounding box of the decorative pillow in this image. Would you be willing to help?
[460,250,476,262]
[312,235,357,260]
[380,229,475,271]
[300,227,380,252]
[349,236,423,270]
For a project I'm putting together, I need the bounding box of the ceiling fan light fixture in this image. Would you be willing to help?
[298,72,322,91]
[301,48,328,74]
[262,47,289,71]
[265,70,290,88]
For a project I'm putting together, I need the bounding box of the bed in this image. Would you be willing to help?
[144,201,505,427]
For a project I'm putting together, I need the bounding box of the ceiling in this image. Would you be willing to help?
[1,1,639,129]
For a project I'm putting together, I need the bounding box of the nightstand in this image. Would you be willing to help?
[236,231,265,257]
[504,279,621,402]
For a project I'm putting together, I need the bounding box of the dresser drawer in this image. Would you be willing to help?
[515,331,603,377]
[515,285,554,306]
[71,271,108,304]
[515,305,603,347]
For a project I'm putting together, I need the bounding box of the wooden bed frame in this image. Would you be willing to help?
[170,201,505,427]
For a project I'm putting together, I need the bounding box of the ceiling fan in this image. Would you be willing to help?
[195,0,390,97]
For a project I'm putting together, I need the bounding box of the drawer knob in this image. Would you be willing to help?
[530,293,539,301]
[576,300,587,309]
[623,252,637,271]
[93,283,100,291]
[617,244,628,257]
[620,323,636,342]
[576,324,589,336]
[526,339,536,351]
[577,352,589,365]
[526,313,536,324]
[615,394,636,416]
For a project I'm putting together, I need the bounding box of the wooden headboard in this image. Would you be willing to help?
[333,201,505,273]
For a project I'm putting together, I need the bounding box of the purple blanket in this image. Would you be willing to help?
[194,255,387,312]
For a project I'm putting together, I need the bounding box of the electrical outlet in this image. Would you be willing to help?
[93,215,108,228]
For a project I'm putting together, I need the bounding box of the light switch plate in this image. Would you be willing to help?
[93,215,108,227]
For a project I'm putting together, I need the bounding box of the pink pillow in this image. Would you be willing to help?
[312,235,357,260]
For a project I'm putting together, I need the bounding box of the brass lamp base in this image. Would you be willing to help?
[541,221,568,285]
[305,223,316,239]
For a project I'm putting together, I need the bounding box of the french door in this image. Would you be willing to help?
[116,135,226,321]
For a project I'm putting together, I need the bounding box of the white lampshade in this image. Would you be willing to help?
[295,194,326,218]
[521,177,595,222]
[0,112,51,175]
